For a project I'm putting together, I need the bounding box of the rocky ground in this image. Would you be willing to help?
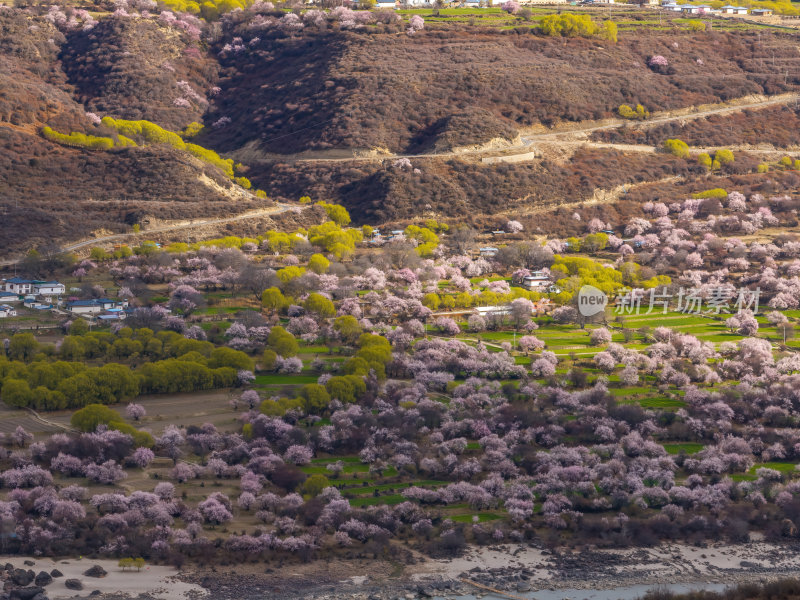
[5,541,800,600]
[176,540,800,600]
[0,557,204,600]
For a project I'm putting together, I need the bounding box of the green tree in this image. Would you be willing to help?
[60,336,85,361]
[325,375,366,404]
[299,383,331,414]
[261,287,286,312]
[71,403,121,432]
[715,149,735,165]
[9,333,39,362]
[333,315,362,345]
[1,378,33,408]
[317,202,351,226]
[208,347,254,371]
[601,20,617,42]
[582,233,608,253]
[267,326,299,358]
[90,247,111,261]
[304,293,335,318]
[276,266,306,285]
[422,293,441,310]
[69,319,89,337]
[261,349,278,371]
[89,363,140,404]
[260,396,302,416]
[307,253,330,274]
[57,373,100,408]
[302,473,331,497]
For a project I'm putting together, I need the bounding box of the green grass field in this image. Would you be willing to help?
[662,442,705,455]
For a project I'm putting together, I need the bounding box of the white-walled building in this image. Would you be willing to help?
[521,272,553,291]
[0,292,20,303]
[66,298,127,315]
[2,278,34,295]
[33,281,65,295]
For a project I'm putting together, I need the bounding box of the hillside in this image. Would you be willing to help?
[0,9,262,255]
[60,15,217,131]
[3,4,800,255]
[203,23,800,155]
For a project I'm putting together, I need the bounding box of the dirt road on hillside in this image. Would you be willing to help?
[0,204,300,267]
[271,92,800,164]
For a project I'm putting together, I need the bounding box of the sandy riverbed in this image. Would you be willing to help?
[1,556,207,599]
[412,538,800,590]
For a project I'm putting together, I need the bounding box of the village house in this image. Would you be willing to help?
[23,296,50,309]
[33,281,65,296]
[751,8,772,15]
[520,271,552,291]
[0,291,20,303]
[474,305,512,319]
[2,277,34,295]
[680,4,711,14]
[97,309,127,322]
[479,247,499,258]
[1,278,65,299]
[66,298,127,315]
[0,305,17,318]
[720,5,748,13]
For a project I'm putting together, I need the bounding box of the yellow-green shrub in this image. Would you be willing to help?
[42,126,115,151]
[691,188,727,199]
[664,139,689,158]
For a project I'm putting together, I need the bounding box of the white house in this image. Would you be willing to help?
[375,0,396,7]
[474,305,512,318]
[479,247,499,258]
[720,4,747,13]
[0,291,20,303]
[3,278,34,295]
[521,272,552,291]
[66,298,125,315]
[680,4,701,13]
[0,305,17,318]
[97,311,126,322]
[23,296,48,309]
[751,7,772,15]
[33,281,65,296]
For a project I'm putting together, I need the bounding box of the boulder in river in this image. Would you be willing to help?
[9,587,45,600]
[64,579,83,591]
[82,566,107,578]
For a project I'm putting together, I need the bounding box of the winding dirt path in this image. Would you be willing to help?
[273,92,800,164]
[0,203,300,267]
